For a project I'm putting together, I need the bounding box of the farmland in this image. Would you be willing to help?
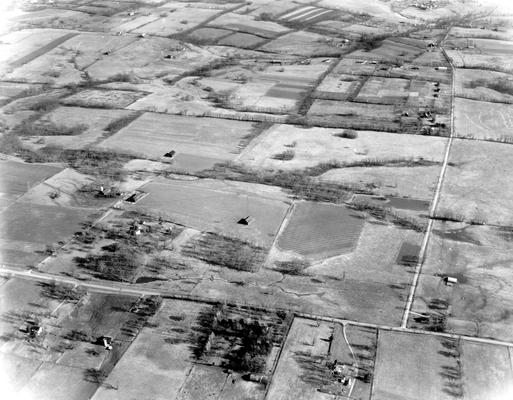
[2,0,513,399]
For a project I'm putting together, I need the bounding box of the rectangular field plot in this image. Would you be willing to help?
[0,202,93,266]
[134,179,290,246]
[207,13,289,38]
[436,139,513,226]
[461,342,513,400]
[454,68,513,104]
[445,50,513,73]
[372,331,461,400]
[97,113,255,170]
[260,31,345,57]
[454,98,513,140]
[132,8,221,36]
[409,222,513,341]
[61,89,146,108]
[266,318,376,400]
[0,160,62,209]
[237,123,447,170]
[276,202,364,260]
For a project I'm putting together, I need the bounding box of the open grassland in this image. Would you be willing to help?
[97,112,255,170]
[276,201,364,260]
[320,164,441,200]
[372,331,461,400]
[237,124,447,170]
[260,31,345,56]
[436,139,513,226]
[134,179,290,247]
[454,68,513,103]
[445,50,513,73]
[454,97,513,141]
[207,12,290,38]
[409,222,513,342]
[61,89,147,109]
[0,160,62,210]
[0,202,94,266]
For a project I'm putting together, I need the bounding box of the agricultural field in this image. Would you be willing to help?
[408,221,513,341]
[2,1,513,399]
[454,97,513,140]
[97,112,256,170]
[132,178,291,247]
[276,201,364,260]
[237,123,448,170]
[454,68,513,103]
[436,139,513,226]
[0,159,62,210]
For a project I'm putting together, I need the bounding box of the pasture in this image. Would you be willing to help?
[134,178,290,246]
[218,32,265,48]
[97,112,255,169]
[0,202,93,266]
[34,106,138,149]
[132,8,222,37]
[372,331,461,400]
[237,123,447,170]
[445,50,513,73]
[0,160,62,209]
[454,68,513,103]
[454,97,513,140]
[409,221,513,341]
[260,31,345,56]
[436,139,513,226]
[207,13,289,38]
[320,165,441,200]
[276,201,364,260]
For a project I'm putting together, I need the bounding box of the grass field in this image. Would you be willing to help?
[454,68,513,103]
[0,160,62,209]
[276,201,364,259]
[61,89,146,109]
[237,123,447,170]
[134,179,290,246]
[454,97,513,141]
[218,32,265,48]
[97,112,255,169]
[409,221,513,341]
[436,139,513,226]
[207,12,289,38]
[372,331,460,400]
[260,31,345,56]
[320,164,441,200]
[0,202,93,266]
[445,51,513,73]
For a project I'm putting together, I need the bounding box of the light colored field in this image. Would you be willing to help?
[16,168,98,208]
[276,201,364,260]
[400,5,456,21]
[132,8,221,36]
[97,112,254,167]
[445,50,513,73]
[237,124,447,170]
[449,26,513,41]
[454,68,513,103]
[461,341,513,400]
[355,77,410,104]
[409,221,513,341]
[436,139,513,225]
[260,31,344,56]
[0,160,62,209]
[177,365,228,400]
[266,318,334,400]
[0,202,93,266]
[208,12,289,38]
[61,89,146,108]
[321,165,440,200]
[372,331,459,400]
[86,37,217,81]
[0,353,43,399]
[92,331,192,400]
[454,97,513,140]
[35,106,136,149]
[218,32,266,48]
[17,362,97,400]
[315,74,360,100]
[447,37,513,56]
[135,178,290,246]
[318,0,408,23]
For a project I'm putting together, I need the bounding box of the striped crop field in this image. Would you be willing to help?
[278,6,337,24]
[276,201,364,259]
